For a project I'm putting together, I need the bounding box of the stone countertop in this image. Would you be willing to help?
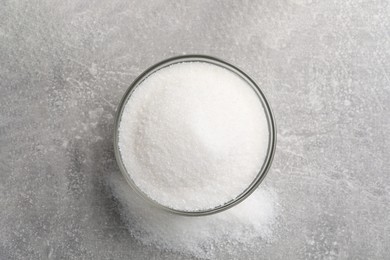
[0,1,389,259]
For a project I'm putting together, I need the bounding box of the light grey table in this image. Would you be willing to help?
[1,1,389,259]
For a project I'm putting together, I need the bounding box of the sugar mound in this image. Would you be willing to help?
[118,61,269,211]
[106,171,279,259]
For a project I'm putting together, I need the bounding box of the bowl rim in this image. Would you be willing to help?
[113,54,277,216]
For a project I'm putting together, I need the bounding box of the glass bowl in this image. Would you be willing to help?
[113,55,277,216]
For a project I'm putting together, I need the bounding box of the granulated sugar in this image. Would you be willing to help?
[113,60,278,258]
[118,61,269,211]
[106,171,279,259]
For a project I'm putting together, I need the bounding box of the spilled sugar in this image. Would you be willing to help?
[106,171,279,259]
[112,60,278,258]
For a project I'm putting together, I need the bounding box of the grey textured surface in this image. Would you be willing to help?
[1,0,389,259]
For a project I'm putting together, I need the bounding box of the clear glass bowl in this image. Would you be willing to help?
[113,55,277,216]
